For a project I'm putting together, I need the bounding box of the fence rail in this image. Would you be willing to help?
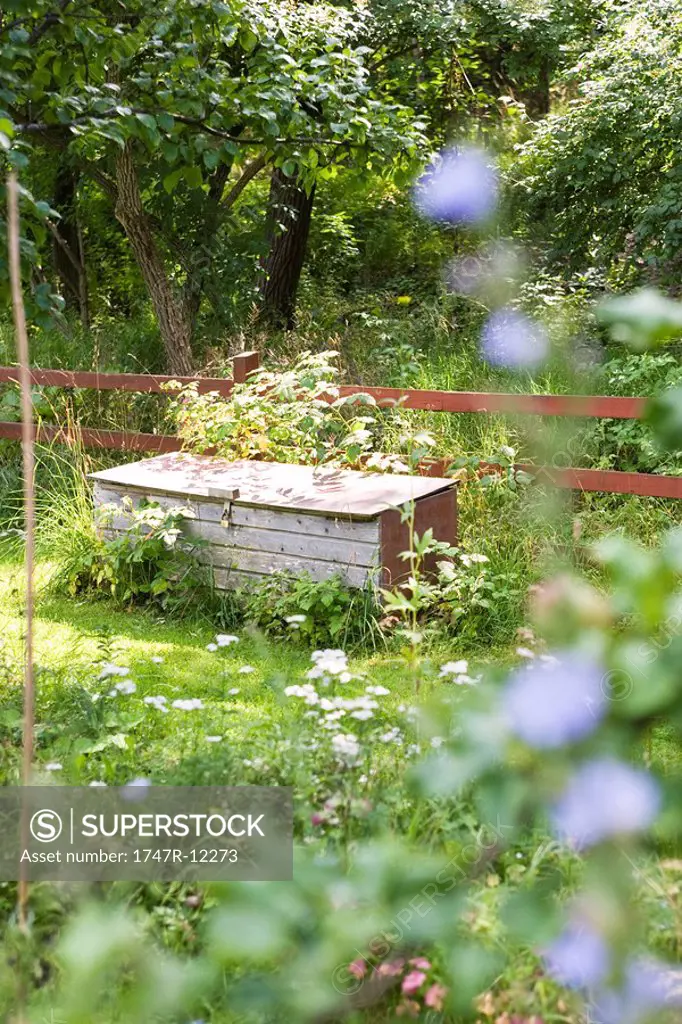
[0,350,679,498]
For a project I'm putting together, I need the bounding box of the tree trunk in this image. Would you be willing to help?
[52,160,89,325]
[525,57,551,118]
[260,168,316,330]
[114,142,194,375]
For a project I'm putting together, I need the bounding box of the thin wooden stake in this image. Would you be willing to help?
[7,171,36,932]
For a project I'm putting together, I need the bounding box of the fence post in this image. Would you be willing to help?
[232,350,260,383]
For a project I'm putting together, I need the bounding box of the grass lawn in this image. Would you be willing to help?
[1,541,680,1023]
[0,547,491,787]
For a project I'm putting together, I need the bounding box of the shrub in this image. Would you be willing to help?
[241,569,382,649]
[168,348,435,471]
[63,500,214,616]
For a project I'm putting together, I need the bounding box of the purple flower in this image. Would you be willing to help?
[551,758,661,849]
[503,652,605,749]
[480,307,549,369]
[543,921,610,989]
[590,957,682,1024]
[413,145,498,225]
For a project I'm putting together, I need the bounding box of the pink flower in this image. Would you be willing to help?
[401,970,427,995]
[311,813,326,826]
[348,959,367,979]
[409,957,432,970]
[425,983,448,1011]
[377,958,405,977]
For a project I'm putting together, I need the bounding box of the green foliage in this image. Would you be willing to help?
[170,348,432,469]
[242,570,382,649]
[63,499,213,615]
[1,0,426,344]
[514,0,682,288]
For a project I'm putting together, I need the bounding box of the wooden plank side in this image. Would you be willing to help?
[0,366,234,396]
[0,421,182,452]
[98,524,372,587]
[187,519,379,567]
[337,386,646,420]
[380,487,458,587]
[0,366,644,418]
[523,465,682,499]
[205,546,372,587]
[91,484,381,542]
[213,567,262,590]
[199,502,380,541]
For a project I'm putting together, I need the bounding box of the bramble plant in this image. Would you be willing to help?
[64,499,212,615]
[241,569,382,649]
[168,349,437,471]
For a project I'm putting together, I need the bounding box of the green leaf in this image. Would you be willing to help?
[163,169,184,193]
[157,111,175,132]
[135,112,157,132]
[645,386,682,450]
[598,289,682,351]
[183,165,203,188]
[239,27,259,52]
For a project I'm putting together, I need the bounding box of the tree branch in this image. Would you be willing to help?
[15,109,349,148]
[221,154,268,211]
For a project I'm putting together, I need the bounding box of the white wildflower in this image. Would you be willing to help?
[379,727,402,744]
[205,735,222,743]
[172,698,204,710]
[45,762,62,771]
[284,683,319,705]
[439,660,469,677]
[238,665,255,674]
[89,780,107,787]
[228,687,241,696]
[206,643,218,652]
[430,736,444,748]
[516,646,535,659]
[112,679,136,695]
[151,656,164,664]
[144,695,169,713]
[122,777,151,802]
[216,634,239,646]
[350,709,374,721]
[366,685,390,696]
[331,733,360,763]
[499,445,516,459]
[99,662,130,679]
[308,649,349,679]
[285,615,306,624]
[460,553,489,567]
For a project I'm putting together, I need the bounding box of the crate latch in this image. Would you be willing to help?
[206,487,240,528]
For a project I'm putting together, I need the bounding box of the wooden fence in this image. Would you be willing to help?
[0,349,680,499]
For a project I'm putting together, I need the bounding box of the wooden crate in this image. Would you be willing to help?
[89,454,458,590]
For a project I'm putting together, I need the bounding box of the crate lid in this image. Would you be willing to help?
[89,453,456,520]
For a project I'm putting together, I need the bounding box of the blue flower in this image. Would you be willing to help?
[413,145,498,225]
[551,758,661,849]
[503,652,605,749]
[480,307,549,369]
[544,920,611,989]
[590,957,682,1024]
